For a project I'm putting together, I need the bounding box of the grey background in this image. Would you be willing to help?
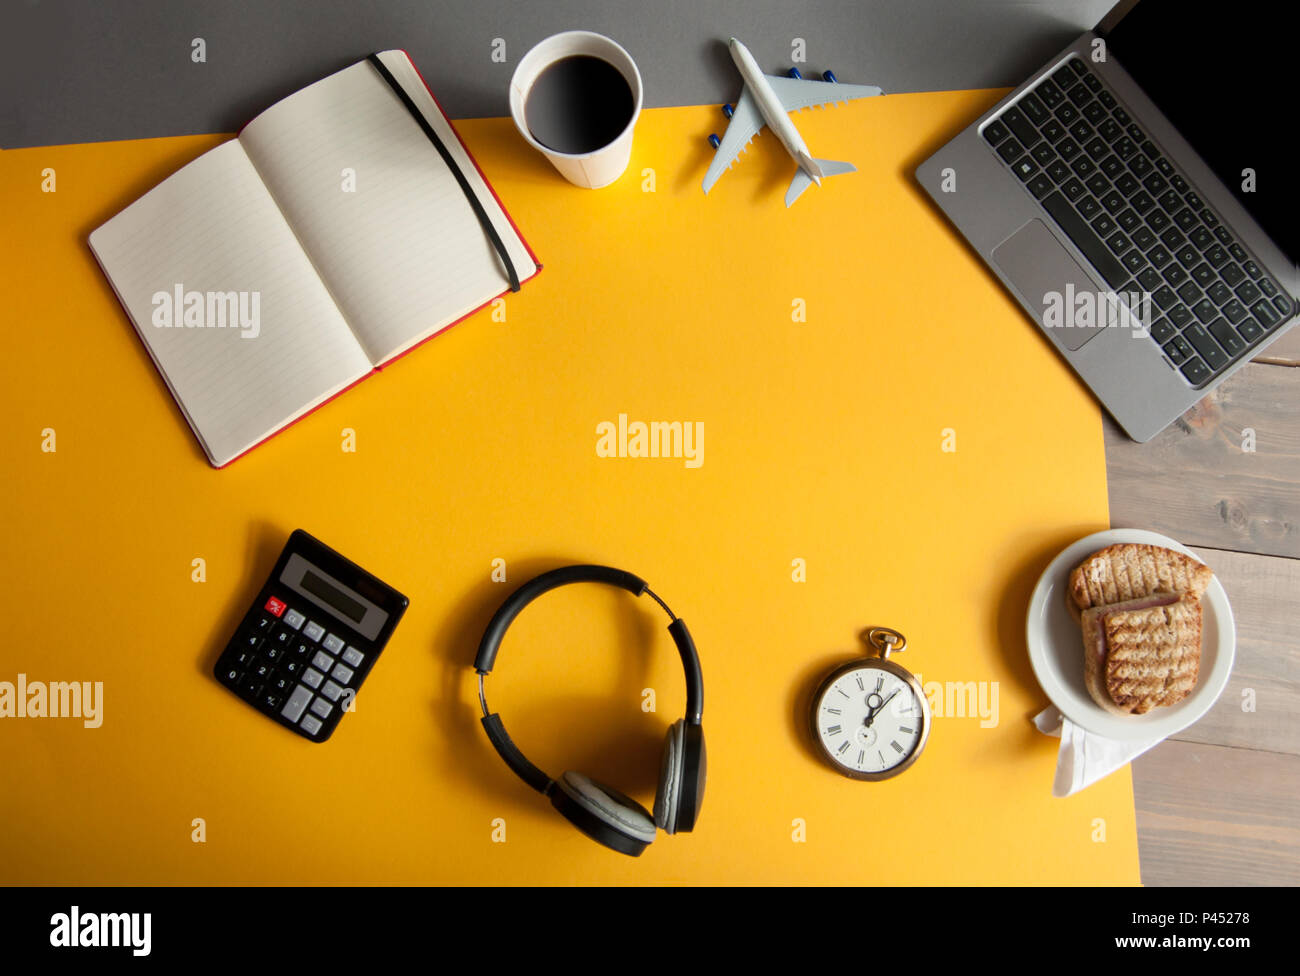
[2,0,1110,149]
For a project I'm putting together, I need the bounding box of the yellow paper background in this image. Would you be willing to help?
[0,91,1136,884]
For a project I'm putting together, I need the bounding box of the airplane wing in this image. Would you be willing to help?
[701,88,764,195]
[763,74,883,114]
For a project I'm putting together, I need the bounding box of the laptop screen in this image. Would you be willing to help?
[1103,0,1296,266]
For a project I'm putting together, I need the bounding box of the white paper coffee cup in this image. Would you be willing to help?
[509,31,643,189]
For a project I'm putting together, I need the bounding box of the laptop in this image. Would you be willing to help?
[916,0,1297,442]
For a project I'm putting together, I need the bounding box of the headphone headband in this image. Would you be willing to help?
[475,564,704,795]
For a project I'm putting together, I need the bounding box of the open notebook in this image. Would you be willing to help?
[90,50,540,467]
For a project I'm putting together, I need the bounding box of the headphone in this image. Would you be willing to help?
[474,565,705,857]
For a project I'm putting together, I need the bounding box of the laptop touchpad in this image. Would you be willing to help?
[992,219,1105,352]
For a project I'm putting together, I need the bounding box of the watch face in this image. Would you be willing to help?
[812,661,929,779]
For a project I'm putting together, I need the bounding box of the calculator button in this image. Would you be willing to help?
[343,646,364,668]
[281,685,314,723]
[291,639,312,658]
[330,663,355,685]
[239,633,262,651]
[323,633,346,654]
[264,644,283,663]
[271,629,293,647]
[282,658,302,676]
[222,667,243,685]
[321,680,344,703]
[303,621,326,642]
[302,667,325,689]
[236,649,257,668]
[254,615,276,632]
[309,697,333,719]
[264,596,287,618]
[260,691,284,711]
[312,650,335,673]
[282,608,306,631]
[243,680,265,699]
[253,662,272,680]
[300,715,324,736]
[273,674,293,694]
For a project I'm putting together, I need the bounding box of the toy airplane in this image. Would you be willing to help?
[702,37,884,206]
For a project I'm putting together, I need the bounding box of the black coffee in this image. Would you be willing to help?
[525,55,634,154]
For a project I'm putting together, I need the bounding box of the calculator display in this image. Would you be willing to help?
[279,553,389,641]
[301,570,366,623]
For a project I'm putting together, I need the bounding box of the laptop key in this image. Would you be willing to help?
[1083,100,1107,124]
[1159,226,1185,249]
[1060,177,1086,202]
[1117,208,1141,232]
[1099,155,1125,180]
[1083,73,1101,92]
[1026,173,1055,200]
[1175,245,1199,268]
[1214,225,1232,245]
[1252,300,1282,329]
[1179,356,1211,385]
[1242,260,1262,279]
[1126,123,1144,143]
[1067,59,1087,77]
[1077,194,1102,219]
[1091,212,1117,238]
[1099,90,1117,110]
[1146,209,1171,232]
[1144,173,1168,196]
[1020,91,1050,125]
[1040,191,1129,287]
[1147,244,1171,268]
[1085,172,1110,196]
[1070,156,1096,178]
[1184,191,1204,210]
[1228,242,1248,262]
[1056,137,1081,161]
[1100,190,1126,214]
[1237,319,1263,343]
[1157,189,1182,213]
[1177,280,1203,306]
[1183,324,1228,370]
[1112,136,1138,160]
[1121,249,1147,274]
[1054,102,1079,125]
[1163,335,1192,365]
[1273,294,1291,316]
[1149,317,1176,344]
[1106,230,1131,255]
[1084,136,1108,159]
[1189,226,1214,250]
[1132,226,1156,251]
[1167,303,1193,328]
[1207,281,1233,306]
[1011,156,1039,181]
[1171,175,1189,194]
[1204,244,1228,269]
[1234,280,1261,305]
[1200,208,1219,228]
[1097,117,1123,142]
[1128,154,1152,177]
[1155,157,1173,177]
[1152,286,1178,311]
[997,138,1025,163]
[1002,107,1039,148]
[1036,78,1064,108]
[1190,262,1215,288]
[1070,119,1095,142]
[1207,318,1245,357]
[1258,278,1279,298]
[1041,118,1066,143]
[1163,263,1188,288]
[1141,140,1160,160]
[1191,298,1217,323]
[1068,82,1093,107]
[1221,298,1248,324]
[1046,159,1071,183]
[1031,141,1057,165]
[1130,190,1155,215]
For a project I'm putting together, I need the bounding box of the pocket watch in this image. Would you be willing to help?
[810,627,931,780]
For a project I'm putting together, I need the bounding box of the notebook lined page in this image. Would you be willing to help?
[89,140,373,466]
[239,51,537,366]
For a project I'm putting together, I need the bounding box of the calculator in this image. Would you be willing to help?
[214,529,409,741]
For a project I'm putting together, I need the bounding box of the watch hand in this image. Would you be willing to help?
[865,691,900,728]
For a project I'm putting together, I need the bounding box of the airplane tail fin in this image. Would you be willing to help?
[785,158,857,207]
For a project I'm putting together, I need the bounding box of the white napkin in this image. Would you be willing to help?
[1033,707,1164,797]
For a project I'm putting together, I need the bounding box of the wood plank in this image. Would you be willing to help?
[1132,740,1300,886]
[1253,326,1300,366]
[1105,362,1300,558]
[1159,547,1300,756]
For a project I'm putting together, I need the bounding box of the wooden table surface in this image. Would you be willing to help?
[1109,327,1300,886]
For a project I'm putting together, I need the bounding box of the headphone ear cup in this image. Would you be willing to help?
[653,719,686,833]
[552,771,656,856]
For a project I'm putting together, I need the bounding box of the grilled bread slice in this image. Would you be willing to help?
[1082,594,1202,715]
[1068,543,1212,622]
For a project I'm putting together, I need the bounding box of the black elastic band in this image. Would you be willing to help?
[367,53,521,292]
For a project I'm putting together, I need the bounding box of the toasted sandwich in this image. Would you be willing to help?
[1068,543,1213,622]
[1081,594,1202,715]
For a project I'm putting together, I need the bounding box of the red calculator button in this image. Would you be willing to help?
[264,596,287,617]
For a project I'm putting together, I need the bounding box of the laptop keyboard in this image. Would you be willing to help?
[982,56,1293,387]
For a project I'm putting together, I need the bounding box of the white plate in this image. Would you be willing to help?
[1026,528,1235,741]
